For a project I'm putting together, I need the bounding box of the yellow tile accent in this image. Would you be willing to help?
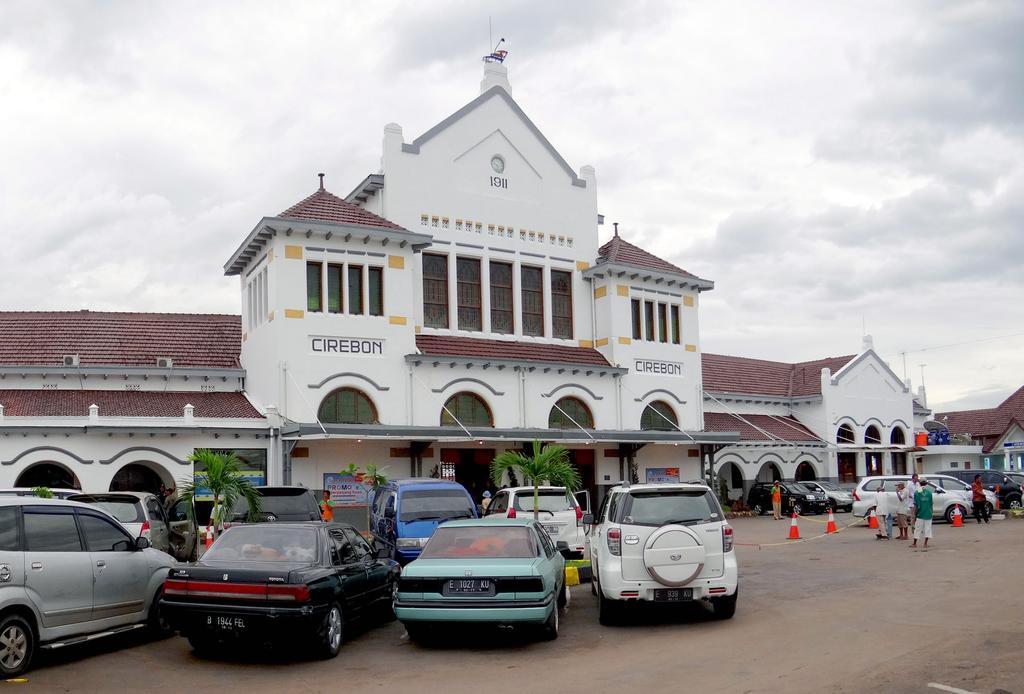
[388,255,405,269]
[284,309,305,319]
[593,285,607,299]
[616,284,629,297]
[595,337,609,347]
[268,248,274,262]
[415,325,423,334]
[618,336,632,345]
[685,344,697,352]
[683,295,695,307]
[578,339,594,349]
[389,315,408,326]
[284,245,303,260]
[267,311,274,322]
[576,260,590,271]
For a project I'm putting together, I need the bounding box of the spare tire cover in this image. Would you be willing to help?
[643,525,706,587]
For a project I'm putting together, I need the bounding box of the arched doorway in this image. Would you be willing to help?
[15,462,81,490]
[795,461,817,481]
[717,461,745,504]
[755,461,782,483]
[109,463,171,494]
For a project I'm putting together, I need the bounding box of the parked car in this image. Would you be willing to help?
[370,479,477,565]
[799,481,854,512]
[68,492,173,557]
[227,486,322,524]
[160,522,399,659]
[925,475,997,514]
[0,497,175,677]
[481,486,585,557]
[395,518,567,641]
[0,488,82,499]
[939,469,1023,510]
[585,482,738,626]
[165,495,200,562]
[852,476,971,523]
[747,481,830,515]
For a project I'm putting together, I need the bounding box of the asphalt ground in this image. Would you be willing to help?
[9,514,1023,694]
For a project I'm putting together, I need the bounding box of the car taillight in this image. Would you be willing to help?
[853,489,860,501]
[507,507,516,519]
[140,521,151,538]
[162,579,310,602]
[607,528,621,556]
[722,525,734,552]
[575,506,583,525]
[163,578,188,596]
[266,584,311,602]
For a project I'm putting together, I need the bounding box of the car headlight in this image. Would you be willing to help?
[396,538,428,549]
[805,495,815,500]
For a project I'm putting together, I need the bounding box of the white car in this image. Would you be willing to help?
[925,475,997,514]
[585,482,738,625]
[482,486,586,557]
[852,475,972,524]
[68,492,174,557]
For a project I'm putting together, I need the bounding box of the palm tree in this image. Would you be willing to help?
[177,449,262,537]
[490,441,582,520]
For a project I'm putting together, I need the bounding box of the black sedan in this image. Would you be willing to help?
[161,522,399,659]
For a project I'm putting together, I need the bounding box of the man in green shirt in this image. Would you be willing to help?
[911,484,934,548]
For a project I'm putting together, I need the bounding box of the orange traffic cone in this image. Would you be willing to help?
[951,507,964,527]
[787,512,801,540]
[868,508,879,529]
[205,525,214,549]
[826,508,838,534]
[994,486,1001,511]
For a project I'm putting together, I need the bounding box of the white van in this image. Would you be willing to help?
[482,486,585,557]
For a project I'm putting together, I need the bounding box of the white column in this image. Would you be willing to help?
[448,252,458,331]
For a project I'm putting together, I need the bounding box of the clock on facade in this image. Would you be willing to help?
[490,155,505,174]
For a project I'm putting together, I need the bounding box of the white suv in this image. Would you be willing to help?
[585,482,738,625]
[482,486,586,557]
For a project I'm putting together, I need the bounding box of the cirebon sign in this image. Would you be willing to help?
[310,336,384,357]
[633,359,683,377]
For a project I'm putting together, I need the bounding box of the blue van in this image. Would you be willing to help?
[370,479,477,564]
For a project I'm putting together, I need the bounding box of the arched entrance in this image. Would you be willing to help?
[717,461,745,504]
[109,463,172,494]
[15,462,81,490]
[795,461,817,481]
[755,461,782,483]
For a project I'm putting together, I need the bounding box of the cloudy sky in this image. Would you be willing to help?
[1,0,1021,412]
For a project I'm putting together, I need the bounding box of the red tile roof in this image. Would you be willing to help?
[0,311,242,369]
[280,188,405,230]
[415,335,612,367]
[597,235,700,278]
[0,390,263,419]
[702,353,856,398]
[703,412,820,442]
[937,384,1024,452]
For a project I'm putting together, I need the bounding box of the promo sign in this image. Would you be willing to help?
[646,467,680,484]
[310,336,384,357]
[323,473,372,508]
[633,359,683,377]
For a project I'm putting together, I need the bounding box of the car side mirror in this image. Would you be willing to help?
[555,541,569,552]
[129,537,149,551]
[375,546,390,560]
[582,513,594,525]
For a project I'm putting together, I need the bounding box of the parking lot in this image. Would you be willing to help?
[13,515,1022,694]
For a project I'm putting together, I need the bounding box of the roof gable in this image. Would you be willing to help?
[829,350,909,394]
[597,235,700,278]
[279,187,405,230]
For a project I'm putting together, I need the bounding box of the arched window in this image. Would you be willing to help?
[548,397,594,429]
[318,388,377,424]
[640,401,678,431]
[864,425,881,445]
[441,392,493,427]
[890,427,906,445]
[837,423,855,444]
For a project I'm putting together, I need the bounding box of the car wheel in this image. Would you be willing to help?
[0,614,34,678]
[945,505,965,524]
[1009,496,1023,510]
[315,604,344,660]
[985,502,994,515]
[540,606,559,641]
[557,581,568,610]
[710,591,738,620]
[146,589,173,638]
[752,503,764,516]
[597,583,620,627]
[792,503,803,515]
[385,578,399,622]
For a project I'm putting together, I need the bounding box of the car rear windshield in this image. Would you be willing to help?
[204,526,318,562]
[512,490,575,513]
[788,483,814,495]
[74,496,145,524]
[399,489,474,523]
[420,526,537,559]
[613,490,722,527]
[815,482,841,492]
[232,489,318,520]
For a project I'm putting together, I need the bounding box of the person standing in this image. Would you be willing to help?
[906,473,920,521]
[971,474,990,524]
[911,482,934,549]
[771,481,782,520]
[895,482,910,540]
[481,490,492,513]
[319,489,335,523]
[875,481,893,540]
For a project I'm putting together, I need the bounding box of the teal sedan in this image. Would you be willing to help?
[395,518,567,641]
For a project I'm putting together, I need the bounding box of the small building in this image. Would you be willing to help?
[934,385,1024,472]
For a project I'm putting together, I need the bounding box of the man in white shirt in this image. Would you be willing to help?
[895,482,911,540]
[875,481,894,540]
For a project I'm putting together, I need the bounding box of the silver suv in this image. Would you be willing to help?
[0,497,175,677]
[585,482,738,625]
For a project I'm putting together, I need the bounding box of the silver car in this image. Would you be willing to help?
[0,497,175,677]
[852,475,971,524]
[800,481,854,512]
[68,492,173,557]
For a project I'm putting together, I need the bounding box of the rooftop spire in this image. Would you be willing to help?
[481,39,511,93]
[613,222,619,237]
[317,173,325,191]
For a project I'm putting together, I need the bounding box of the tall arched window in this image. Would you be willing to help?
[837,423,855,444]
[640,401,678,431]
[890,427,906,445]
[864,425,881,444]
[318,388,377,424]
[548,396,594,429]
[441,392,493,427]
